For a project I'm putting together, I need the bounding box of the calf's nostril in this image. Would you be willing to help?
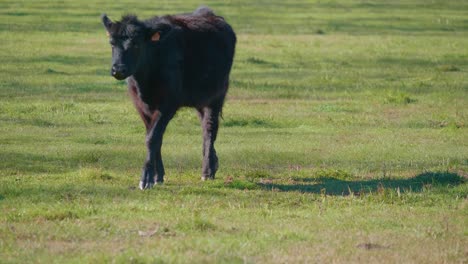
[112,65,127,75]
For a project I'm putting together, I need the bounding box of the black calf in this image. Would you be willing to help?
[101,7,236,189]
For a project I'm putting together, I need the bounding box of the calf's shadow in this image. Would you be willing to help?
[257,171,465,195]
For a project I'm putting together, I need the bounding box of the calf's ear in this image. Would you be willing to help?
[151,32,160,42]
[101,14,113,32]
[147,24,172,42]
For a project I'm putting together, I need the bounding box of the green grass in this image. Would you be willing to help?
[0,0,467,263]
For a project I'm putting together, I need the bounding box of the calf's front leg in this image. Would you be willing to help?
[139,109,175,190]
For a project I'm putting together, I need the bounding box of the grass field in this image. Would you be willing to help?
[0,0,467,263]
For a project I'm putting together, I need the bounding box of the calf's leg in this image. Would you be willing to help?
[198,105,221,180]
[139,109,175,190]
[128,85,152,132]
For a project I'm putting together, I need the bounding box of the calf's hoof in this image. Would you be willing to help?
[138,180,164,190]
[139,181,154,190]
[201,175,215,181]
[201,156,218,181]
[139,165,159,190]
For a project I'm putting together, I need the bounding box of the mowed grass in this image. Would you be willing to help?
[0,0,467,263]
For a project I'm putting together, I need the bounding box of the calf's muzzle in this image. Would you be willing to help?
[111,64,129,80]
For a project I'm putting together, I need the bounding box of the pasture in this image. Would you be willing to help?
[0,0,467,262]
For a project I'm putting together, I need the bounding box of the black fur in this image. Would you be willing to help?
[101,7,236,189]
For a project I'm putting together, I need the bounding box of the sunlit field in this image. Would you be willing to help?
[0,0,467,262]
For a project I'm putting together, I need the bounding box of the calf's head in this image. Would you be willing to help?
[101,14,161,80]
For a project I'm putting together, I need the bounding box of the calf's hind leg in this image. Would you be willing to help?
[198,105,221,180]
